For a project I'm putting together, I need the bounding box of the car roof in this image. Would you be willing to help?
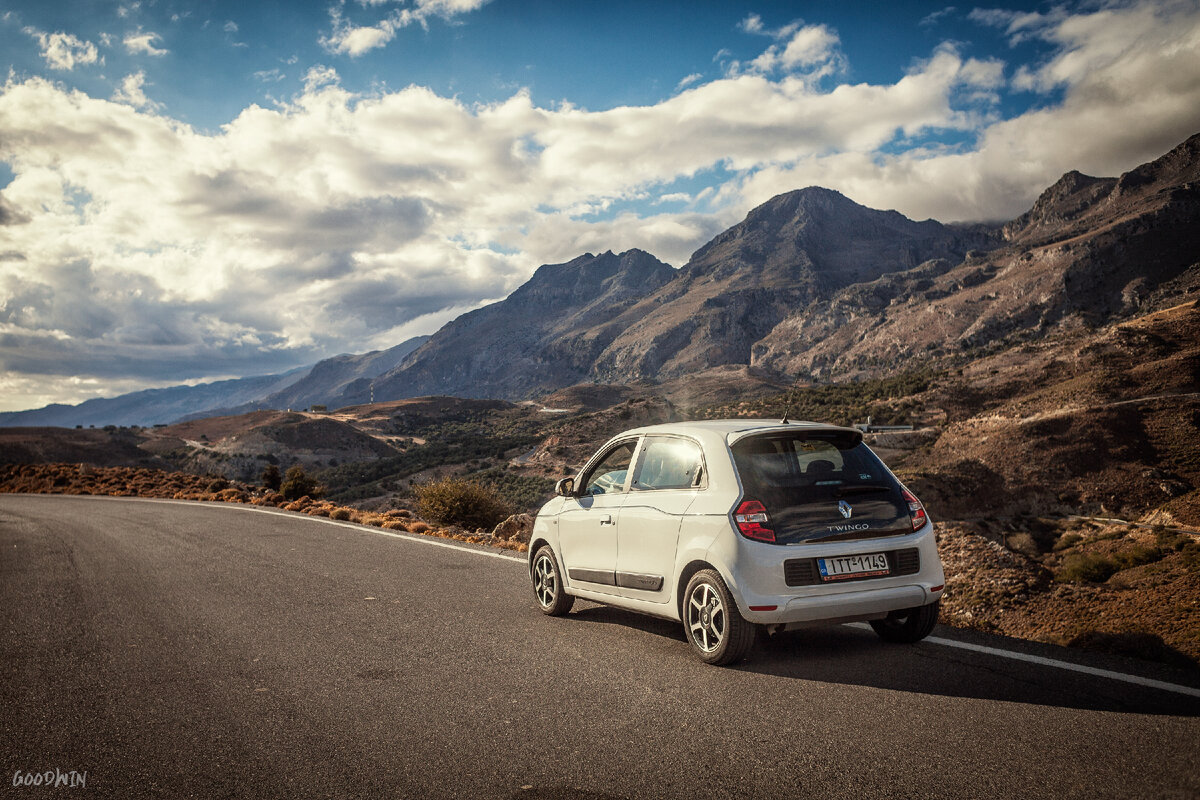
[617,418,862,443]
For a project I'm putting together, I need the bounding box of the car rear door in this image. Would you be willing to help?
[614,435,704,603]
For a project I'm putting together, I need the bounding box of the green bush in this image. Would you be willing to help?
[330,507,352,521]
[1053,532,1083,551]
[464,466,556,512]
[1057,546,1163,583]
[413,477,513,530]
[1057,553,1119,583]
[280,466,323,501]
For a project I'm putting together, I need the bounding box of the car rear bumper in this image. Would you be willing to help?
[743,583,939,625]
[710,522,946,625]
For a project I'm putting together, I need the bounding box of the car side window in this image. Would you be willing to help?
[582,440,637,495]
[632,437,704,491]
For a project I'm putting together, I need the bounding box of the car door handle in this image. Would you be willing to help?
[598,514,613,525]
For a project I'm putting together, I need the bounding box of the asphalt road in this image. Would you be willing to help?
[2,495,1199,799]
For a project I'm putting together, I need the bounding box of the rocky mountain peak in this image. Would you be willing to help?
[512,248,674,303]
[1003,170,1118,243]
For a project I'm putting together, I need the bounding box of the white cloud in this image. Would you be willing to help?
[920,7,957,28]
[0,0,1198,407]
[733,22,844,77]
[112,71,156,108]
[780,24,840,69]
[123,30,167,56]
[676,73,703,90]
[224,20,238,33]
[320,0,490,57]
[738,14,765,35]
[26,29,100,71]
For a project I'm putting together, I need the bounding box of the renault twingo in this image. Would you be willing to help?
[528,420,944,665]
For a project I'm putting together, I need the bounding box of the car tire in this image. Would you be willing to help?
[682,570,755,665]
[532,546,574,616]
[869,600,940,643]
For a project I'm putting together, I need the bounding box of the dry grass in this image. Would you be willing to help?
[0,462,527,553]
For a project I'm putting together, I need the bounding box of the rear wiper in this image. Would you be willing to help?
[835,484,893,497]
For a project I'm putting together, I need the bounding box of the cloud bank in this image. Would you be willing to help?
[0,0,1198,410]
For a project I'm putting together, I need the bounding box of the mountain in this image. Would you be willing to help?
[181,336,430,420]
[586,187,997,380]
[750,133,1200,378]
[7,134,1198,423]
[0,336,429,428]
[371,188,995,399]
[0,368,308,429]
[371,250,676,400]
[370,132,1198,398]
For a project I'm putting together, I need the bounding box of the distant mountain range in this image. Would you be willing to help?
[0,337,428,428]
[4,132,1198,427]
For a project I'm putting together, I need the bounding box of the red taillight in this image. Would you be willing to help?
[902,488,927,531]
[735,499,775,542]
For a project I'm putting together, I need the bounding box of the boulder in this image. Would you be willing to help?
[491,513,534,543]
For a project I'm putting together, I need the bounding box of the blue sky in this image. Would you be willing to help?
[1,0,1199,411]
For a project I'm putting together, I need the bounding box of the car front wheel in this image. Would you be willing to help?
[532,545,574,616]
[869,600,940,643]
[683,570,755,665]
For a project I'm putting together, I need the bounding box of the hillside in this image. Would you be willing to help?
[752,133,1200,379]
[371,249,676,400]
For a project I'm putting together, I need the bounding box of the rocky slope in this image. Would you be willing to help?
[587,187,996,380]
[752,133,1200,378]
[371,249,676,400]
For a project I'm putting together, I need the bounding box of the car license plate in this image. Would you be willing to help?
[817,552,889,581]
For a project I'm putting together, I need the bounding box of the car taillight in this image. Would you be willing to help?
[734,499,775,543]
[902,488,927,531]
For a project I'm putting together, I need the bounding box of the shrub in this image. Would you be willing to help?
[1111,545,1163,571]
[413,477,514,530]
[330,507,352,521]
[261,464,282,492]
[206,477,230,493]
[1057,553,1119,583]
[1053,532,1083,551]
[280,466,323,501]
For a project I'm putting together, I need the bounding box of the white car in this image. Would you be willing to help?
[528,419,945,664]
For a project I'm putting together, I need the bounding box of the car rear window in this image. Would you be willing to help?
[731,431,911,543]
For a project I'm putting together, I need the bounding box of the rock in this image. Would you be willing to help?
[492,513,534,543]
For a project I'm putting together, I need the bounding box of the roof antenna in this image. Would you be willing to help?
[780,384,798,424]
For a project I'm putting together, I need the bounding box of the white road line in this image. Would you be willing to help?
[14,493,528,564]
[847,622,1200,698]
[12,494,1200,696]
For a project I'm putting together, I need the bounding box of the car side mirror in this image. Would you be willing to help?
[555,477,575,497]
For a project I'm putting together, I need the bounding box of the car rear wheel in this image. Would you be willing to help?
[869,600,940,643]
[683,570,755,665]
[532,546,574,616]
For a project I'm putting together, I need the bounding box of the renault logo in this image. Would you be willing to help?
[838,500,853,519]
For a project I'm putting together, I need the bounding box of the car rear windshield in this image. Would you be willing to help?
[730,431,911,543]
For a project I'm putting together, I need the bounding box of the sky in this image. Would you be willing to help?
[1,0,1199,412]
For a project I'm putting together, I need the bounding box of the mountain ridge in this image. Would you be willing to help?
[5,133,1199,424]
